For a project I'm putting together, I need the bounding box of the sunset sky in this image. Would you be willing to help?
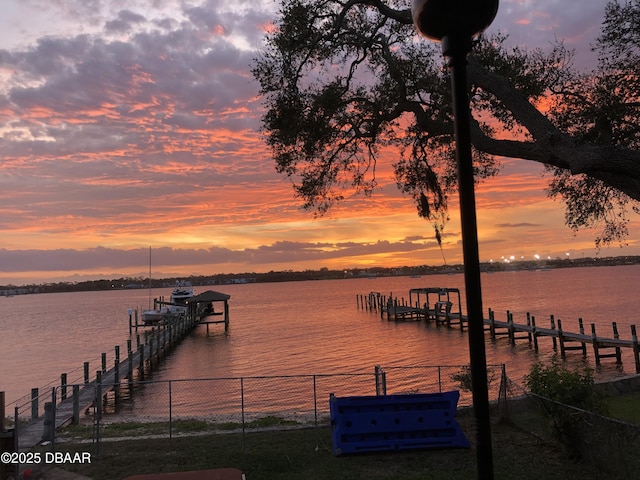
[1,0,637,285]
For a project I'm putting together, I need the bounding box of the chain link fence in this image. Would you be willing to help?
[7,363,639,478]
[8,364,502,454]
[499,375,640,479]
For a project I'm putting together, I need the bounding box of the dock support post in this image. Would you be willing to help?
[138,344,145,380]
[612,322,622,364]
[550,315,557,350]
[43,401,54,442]
[578,319,587,356]
[531,316,538,352]
[149,329,155,369]
[128,350,133,382]
[114,346,120,403]
[101,353,107,373]
[72,385,80,425]
[31,388,39,420]
[591,323,601,366]
[84,362,90,384]
[526,313,532,345]
[507,311,515,346]
[61,373,67,401]
[631,325,640,374]
[488,309,496,339]
[558,319,566,359]
[95,371,103,421]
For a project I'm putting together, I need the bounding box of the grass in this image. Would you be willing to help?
[603,391,640,424]
[37,413,621,480]
[59,416,306,440]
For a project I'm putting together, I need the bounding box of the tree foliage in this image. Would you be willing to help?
[253,0,640,246]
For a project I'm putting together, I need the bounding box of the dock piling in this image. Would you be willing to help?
[31,388,38,421]
[360,288,638,372]
[558,318,566,358]
[72,385,79,425]
[591,323,601,366]
[61,373,67,401]
[631,325,640,373]
[138,344,145,380]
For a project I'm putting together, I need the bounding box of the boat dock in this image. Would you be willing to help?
[14,314,198,449]
[10,289,232,450]
[358,289,640,373]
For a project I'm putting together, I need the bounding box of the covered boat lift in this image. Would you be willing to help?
[187,290,231,332]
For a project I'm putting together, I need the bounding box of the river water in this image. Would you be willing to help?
[1,264,639,407]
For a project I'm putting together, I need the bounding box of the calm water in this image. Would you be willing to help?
[1,264,639,406]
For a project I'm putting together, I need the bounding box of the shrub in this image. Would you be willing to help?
[523,359,606,458]
[451,364,496,392]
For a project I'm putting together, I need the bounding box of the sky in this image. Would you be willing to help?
[0,0,636,285]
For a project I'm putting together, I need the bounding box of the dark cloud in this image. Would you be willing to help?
[0,238,433,276]
[105,10,148,34]
[495,223,541,228]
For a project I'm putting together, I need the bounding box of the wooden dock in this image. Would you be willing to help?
[358,290,640,373]
[15,313,201,449]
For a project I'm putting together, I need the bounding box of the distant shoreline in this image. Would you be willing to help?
[1,255,639,296]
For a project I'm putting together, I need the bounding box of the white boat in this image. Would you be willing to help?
[141,308,165,324]
[167,280,195,314]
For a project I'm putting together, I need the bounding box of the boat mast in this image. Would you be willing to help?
[148,246,152,310]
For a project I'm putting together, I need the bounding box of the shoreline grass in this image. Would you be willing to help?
[38,415,619,480]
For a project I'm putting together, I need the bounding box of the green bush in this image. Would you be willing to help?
[451,364,496,392]
[523,360,606,458]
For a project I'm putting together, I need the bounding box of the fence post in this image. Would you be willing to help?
[313,375,318,430]
[169,381,173,443]
[497,364,508,420]
[241,377,246,452]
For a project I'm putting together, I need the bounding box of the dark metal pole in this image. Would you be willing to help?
[443,33,494,480]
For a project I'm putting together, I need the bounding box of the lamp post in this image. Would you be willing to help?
[411,1,498,479]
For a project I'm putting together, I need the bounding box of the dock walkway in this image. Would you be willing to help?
[16,314,199,449]
[358,290,640,373]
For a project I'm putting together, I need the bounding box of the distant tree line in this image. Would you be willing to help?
[2,255,640,295]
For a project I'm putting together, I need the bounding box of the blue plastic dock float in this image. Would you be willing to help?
[329,391,470,455]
